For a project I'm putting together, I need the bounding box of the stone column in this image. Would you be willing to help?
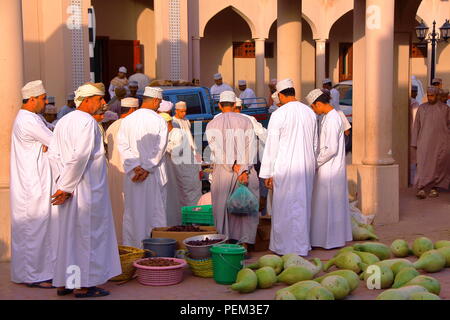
[0,0,24,261]
[277,0,302,97]
[254,38,266,98]
[192,36,201,81]
[315,39,327,88]
[359,0,399,224]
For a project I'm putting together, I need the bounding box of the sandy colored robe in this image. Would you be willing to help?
[411,101,450,190]
[106,119,125,244]
[206,112,259,244]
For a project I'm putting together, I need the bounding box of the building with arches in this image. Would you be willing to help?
[1,0,449,261]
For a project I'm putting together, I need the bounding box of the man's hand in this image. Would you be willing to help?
[344,129,351,136]
[42,145,48,153]
[195,154,203,164]
[132,166,150,182]
[232,164,241,174]
[265,178,274,190]
[237,171,249,185]
[51,190,72,206]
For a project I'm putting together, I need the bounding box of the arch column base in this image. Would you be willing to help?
[357,164,399,225]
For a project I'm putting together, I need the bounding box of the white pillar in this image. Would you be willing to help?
[192,36,201,81]
[254,38,266,98]
[315,39,327,88]
[277,0,302,97]
[0,0,24,261]
[359,0,399,224]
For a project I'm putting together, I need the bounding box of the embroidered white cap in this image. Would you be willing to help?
[121,97,139,108]
[322,78,332,85]
[213,73,222,80]
[219,91,236,103]
[238,80,247,86]
[143,86,163,99]
[175,101,187,109]
[276,78,294,93]
[119,66,127,73]
[305,89,324,106]
[22,80,46,99]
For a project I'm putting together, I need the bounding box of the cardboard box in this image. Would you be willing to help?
[151,226,218,250]
[253,216,271,252]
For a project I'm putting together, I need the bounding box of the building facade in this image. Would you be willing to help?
[0,0,449,261]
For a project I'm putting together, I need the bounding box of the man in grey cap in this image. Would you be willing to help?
[57,94,76,120]
[205,91,259,255]
[127,80,143,106]
[128,64,151,95]
[210,73,233,101]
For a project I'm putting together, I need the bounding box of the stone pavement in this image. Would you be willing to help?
[1,188,449,300]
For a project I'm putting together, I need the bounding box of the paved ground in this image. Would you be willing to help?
[1,188,449,300]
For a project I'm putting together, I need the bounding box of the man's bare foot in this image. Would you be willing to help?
[416,189,426,199]
[429,188,439,198]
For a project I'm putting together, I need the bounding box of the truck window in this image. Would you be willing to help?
[176,94,204,114]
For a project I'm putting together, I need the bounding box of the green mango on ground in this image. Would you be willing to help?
[413,250,446,273]
[320,275,350,300]
[409,292,441,300]
[353,242,391,260]
[391,261,415,276]
[255,266,277,289]
[363,265,394,289]
[314,270,360,292]
[434,240,450,249]
[283,255,322,276]
[247,254,284,274]
[390,239,410,258]
[230,268,258,293]
[305,286,335,300]
[277,266,314,285]
[392,267,420,288]
[275,280,321,300]
[275,291,297,300]
[323,252,362,273]
[412,237,434,257]
[436,247,450,267]
[376,285,427,300]
[352,250,380,266]
[402,275,441,295]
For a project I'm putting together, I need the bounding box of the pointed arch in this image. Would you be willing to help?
[200,5,256,38]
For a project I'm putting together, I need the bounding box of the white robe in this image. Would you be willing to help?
[105,119,125,244]
[117,108,168,248]
[239,88,258,108]
[259,101,318,256]
[48,110,121,288]
[10,110,56,283]
[210,83,234,98]
[311,109,352,249]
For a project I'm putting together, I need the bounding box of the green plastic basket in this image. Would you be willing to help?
[181,205,214,226]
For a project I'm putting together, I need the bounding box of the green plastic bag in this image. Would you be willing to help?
[227,183,259,216]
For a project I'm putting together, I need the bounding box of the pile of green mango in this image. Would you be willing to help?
[229,237,450,300]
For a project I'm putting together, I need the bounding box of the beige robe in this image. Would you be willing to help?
[106,119,125,244]
[206,112,259,244]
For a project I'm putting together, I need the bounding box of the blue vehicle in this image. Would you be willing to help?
[162,85,271,162]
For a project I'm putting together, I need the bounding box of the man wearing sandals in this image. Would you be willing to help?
[10,80,56,289]
[48,82,121,298]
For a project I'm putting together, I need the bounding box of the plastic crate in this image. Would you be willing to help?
[181,205,214,226]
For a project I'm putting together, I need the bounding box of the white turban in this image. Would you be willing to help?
[235,98,242,107]
[175,101,187,109]
[121,97,139,108]
[219,91,236,103]
[213,73,222,80]
[22,80,46,99]
[238,80,246,86]
[305,89,324,106]
[119,66,127,73]
[322,78,332,85]
[74,83,105,107]
[143,86,163,99]
[276,78,294,92]
[271,92,280,105]
[158,100,173,112]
